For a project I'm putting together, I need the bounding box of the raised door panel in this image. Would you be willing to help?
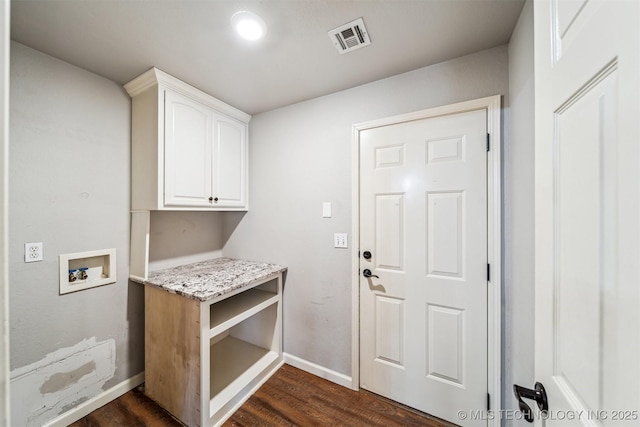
[213,114,247,209]
[164,90,213,207]
[375,194,404,271]
[374,295,404,366]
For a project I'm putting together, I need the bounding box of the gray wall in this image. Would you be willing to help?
[222,46,510,377]
[9,42,141,425]
[149,211,224,271]
[505,1,535,423]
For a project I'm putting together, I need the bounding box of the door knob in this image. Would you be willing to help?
[513,382,548,423]
[362,269,379,279]
[362,250,372,260]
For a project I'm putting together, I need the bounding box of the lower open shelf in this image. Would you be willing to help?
[210,335,279,413]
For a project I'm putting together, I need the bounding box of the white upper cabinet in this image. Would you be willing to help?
[125,68,249,211]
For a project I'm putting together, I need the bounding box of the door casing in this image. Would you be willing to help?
[350,95,502,425]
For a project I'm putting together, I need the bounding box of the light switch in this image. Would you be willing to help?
[322,202,332,218]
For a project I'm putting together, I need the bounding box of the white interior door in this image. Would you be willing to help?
[533,0,640,425]
[359,108,488,425]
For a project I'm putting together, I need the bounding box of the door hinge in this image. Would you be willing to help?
[487,264,490,282]
[487,393,491,411]
[486,133,490,152]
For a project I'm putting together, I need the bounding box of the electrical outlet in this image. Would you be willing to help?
[24,242,43,263]
[334,233,348,248]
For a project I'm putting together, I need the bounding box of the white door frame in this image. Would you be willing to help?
[350,95,502,425]
[0,0,9,424]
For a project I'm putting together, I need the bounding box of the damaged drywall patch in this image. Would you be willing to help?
[10,337,116,426]
[39,361,97,394]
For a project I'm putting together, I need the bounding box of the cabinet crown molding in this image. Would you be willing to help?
[124,67,251,123]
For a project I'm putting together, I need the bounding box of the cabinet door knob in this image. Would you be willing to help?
[214,197,219,202]
[208,197,213,202]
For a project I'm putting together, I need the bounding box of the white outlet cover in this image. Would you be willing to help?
[24,242,43,263]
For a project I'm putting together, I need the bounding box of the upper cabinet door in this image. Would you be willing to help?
[213,114,247,208]
[164,90,213,207]
[126,68,250,211]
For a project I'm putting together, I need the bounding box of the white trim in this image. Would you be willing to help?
[42,372,145,427]
[129,210,150,282]
[351,95,502,426]
[0,0,9,424]
[350,123,361,391]
[283,353,353,390]
[124,67,251,123]
[485,96,502,423]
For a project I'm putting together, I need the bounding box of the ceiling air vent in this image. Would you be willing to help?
[328,18,371,55]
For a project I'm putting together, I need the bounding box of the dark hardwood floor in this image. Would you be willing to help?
[72,364,457,427]
[70,386,183,427]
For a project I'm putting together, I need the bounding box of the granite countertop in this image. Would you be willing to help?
[142,257,287,302]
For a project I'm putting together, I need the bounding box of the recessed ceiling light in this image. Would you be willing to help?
[231,11,267,41]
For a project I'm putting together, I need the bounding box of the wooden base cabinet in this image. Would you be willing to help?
[144,274,283,426]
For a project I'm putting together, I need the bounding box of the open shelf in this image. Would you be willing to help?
[209,335,279,412]
[143,267,283,427]
[209,289,278,338]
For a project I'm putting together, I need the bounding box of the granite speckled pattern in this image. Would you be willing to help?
[143,258,286,302]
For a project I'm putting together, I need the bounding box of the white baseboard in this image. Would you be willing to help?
[43,372,145,427]
[283,353,354,389]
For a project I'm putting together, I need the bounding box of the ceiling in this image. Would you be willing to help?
[10,0,525,115]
